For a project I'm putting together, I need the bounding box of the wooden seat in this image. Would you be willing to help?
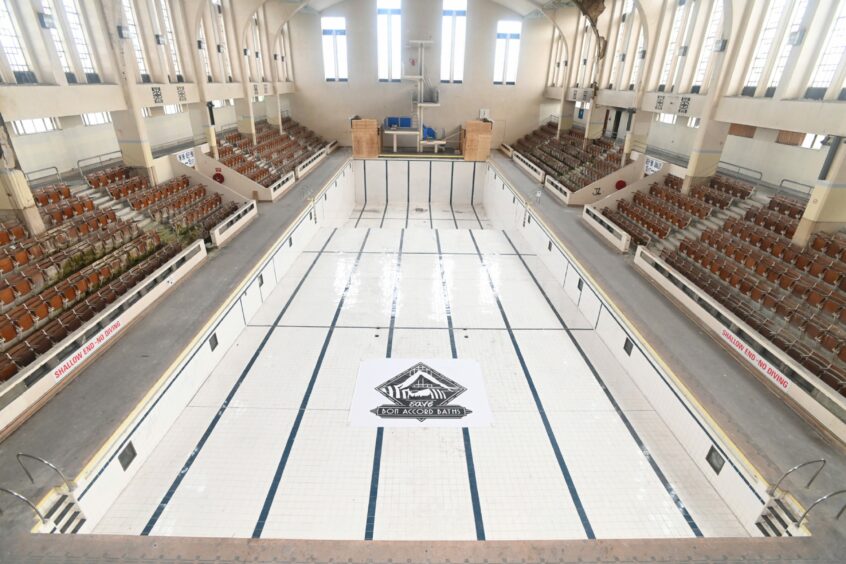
[0,358,18,381]
[6,342,35,367]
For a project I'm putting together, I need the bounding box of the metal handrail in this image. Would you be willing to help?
[795,489,846,528]
[0,487,46,524]
[16,453,75,493]
[24,166,62,186]
[769,459,826,495]
[76,150,123,179]
[777,178,813,197]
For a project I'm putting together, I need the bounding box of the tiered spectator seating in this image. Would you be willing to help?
[0,217,182,382]
[213,119,327,187]
[638,177,846,395]
[512,123,624,193]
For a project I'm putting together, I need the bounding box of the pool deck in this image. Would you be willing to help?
[0,148,844,562]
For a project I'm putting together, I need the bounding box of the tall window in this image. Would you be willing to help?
[658,0,687,90]
[251,14,263,81]
[743,0,788,94]
[766,0,809,93]
[576,22,592,86]
[692,0,723,92]
[199,21,212,81]
[629,32,645,89]
[493,20,521,85]
[440,0,466,83]
[608,0,633,88]
[62,0,97,76]
[212,0,233,81]
[41,1,72,74]
[0,0,34,81]
[377,0,402,81]
[806,3,846,98]
[157,0,182,80]
[122,0,149,80]
[321,17,348,81]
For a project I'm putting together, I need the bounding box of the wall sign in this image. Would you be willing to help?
[720,328,790,391]
[644,157,664,174]
[350,359,492,427]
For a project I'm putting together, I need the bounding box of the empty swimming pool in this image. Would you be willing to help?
[66,159,778,541]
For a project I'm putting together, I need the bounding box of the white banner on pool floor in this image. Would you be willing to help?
[350,359,493,428]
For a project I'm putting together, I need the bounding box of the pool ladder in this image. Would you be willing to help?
[0,453,87,534]
[756,458,828,537]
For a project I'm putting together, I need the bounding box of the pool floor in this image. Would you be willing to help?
[92,204,749,540]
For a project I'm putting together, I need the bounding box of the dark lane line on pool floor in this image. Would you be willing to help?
[252,229,372,538]
[140,229,339,536]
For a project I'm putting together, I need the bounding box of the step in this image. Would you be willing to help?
[775,497,798,524]
[53,498,73,525]
[761,513,782,537]
[755,521,771,537]
[60,511,80,534]
[44,494,68,520]
[71,517,86,534]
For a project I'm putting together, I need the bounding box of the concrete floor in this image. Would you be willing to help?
[0,149,844,562]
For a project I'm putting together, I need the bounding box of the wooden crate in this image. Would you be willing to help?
[462,120,492,161]
[351,118,380,158]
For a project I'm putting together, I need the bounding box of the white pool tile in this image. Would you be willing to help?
[91,206,749,542]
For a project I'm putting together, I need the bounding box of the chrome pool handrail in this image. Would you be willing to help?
[769,458,826,495]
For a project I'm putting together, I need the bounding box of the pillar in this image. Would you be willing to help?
[266,94,282,131]
[584,103,606,139]
[0,170,46,236]
[793,138,846,247]
[682,119,729,193]
[187,102,218,159]
[557,100,576,135]
[0,123,45,235]
[623,110,651,160]
[235,97,256,144]
[111,109,154,175]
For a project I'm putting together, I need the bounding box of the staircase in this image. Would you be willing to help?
[71,182,154,229]
[41,491,86,534]
[755,496,803,537]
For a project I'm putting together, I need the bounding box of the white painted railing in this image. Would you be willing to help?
[512,151,545,183]
[295,148,327,179]
[582,204,631,252]
[500,143,515,157]
[543,174,572,204]
[269,170,296,200]
[209,201,258,248]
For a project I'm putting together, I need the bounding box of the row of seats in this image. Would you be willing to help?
[600,207,652,247]
[31,183,72,207]
[105,176,150,200]
[769,194,807,219]
[169,194,224,231]
[650,182,713,219]
[85,166,131,188]
[811,231,846,262]
[41,196,95,226]
[633,191,694,230]
[147,186,208,222]
[127,176,191,211]
[616,199,672,239]
[744,207,799,238]
[0,242,181,382]
[0,220,28,245]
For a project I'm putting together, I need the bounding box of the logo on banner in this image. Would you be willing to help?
[372,362,472,421]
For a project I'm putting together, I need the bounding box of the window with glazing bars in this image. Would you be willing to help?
[212,0,233,81]
[766,0,810,95]
[62,0,97,77]
[658,0,688,91]
[157,0,182,80]
[691,0,723,93]
[377,0,402,81]
[493,20,521,84]
[743,0,789,95]
[122,0,149,80]
[0,0,35,82]
[806,3,846,99]
[321,17,348,81]
[441,0,466,83]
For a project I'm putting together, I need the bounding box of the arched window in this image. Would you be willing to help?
[805,3,846,99]
[691,0,723,93]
